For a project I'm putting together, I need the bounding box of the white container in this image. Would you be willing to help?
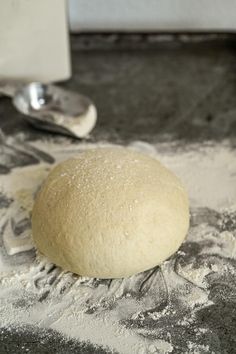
[0,0,71,83]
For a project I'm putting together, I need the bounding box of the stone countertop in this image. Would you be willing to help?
[0,35,236,354]
[1,34,236,144]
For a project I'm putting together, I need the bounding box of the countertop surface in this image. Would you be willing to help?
[0,35,236,354]
[2,34,236,145]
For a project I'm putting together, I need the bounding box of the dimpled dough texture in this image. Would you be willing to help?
[32,147,189,278]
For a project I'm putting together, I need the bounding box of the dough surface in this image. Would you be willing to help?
[32,147,189,278]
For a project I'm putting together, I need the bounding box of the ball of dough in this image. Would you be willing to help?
[32,147,189,278]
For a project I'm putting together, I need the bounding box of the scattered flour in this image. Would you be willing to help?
[0,137,236,353]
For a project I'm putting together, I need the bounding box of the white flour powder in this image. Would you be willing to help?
[0,137,236,354]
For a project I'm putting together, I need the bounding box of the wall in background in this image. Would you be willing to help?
[69,0,236,32]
